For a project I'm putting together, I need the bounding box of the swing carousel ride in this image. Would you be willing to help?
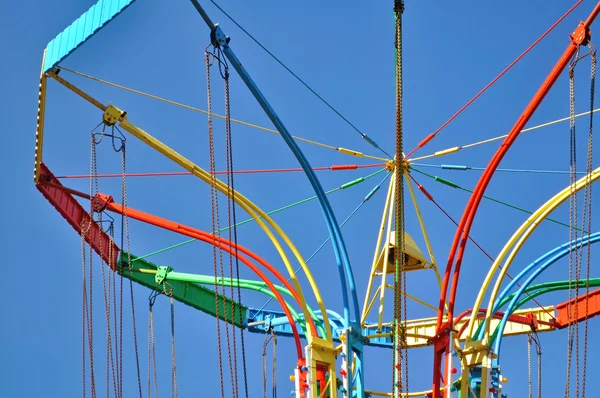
[34,0,600,397]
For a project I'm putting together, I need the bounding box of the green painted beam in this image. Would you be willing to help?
[118,252,247,328]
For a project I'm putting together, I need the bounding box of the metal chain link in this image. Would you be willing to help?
[538,339,542,398]
[223,63,240,398]
[263,331,270,398]
[120,143,144,398]
[86,133,99,398]
[393,2,407,395]
[224,62,249,398]
[148,295,159,398]
[206,49,226,398]
[272,330,278,398]
[82,229,91,398]
[169,292,179,398]
[262,329,277,398]
[96,160,118,398]
[565,53,579,398]
[528,335,533,398]
[581,45,596,398]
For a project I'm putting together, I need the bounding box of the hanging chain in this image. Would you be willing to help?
[95,144,118,398]
[263,330,270,398]
[222,56,241,398]
[393,1,407,395]
[272,330,278,398]
[168,289,179,398]
[120,142,144,398]
[82,227,93,398]
[565,52,579,398]
[537,336,542,398]
[262,329,277,398]
[148,292,160,398]
[528,335,532,398]
[84,131,102,398]
[581,44,596,398]
[206,49,227,398]
[224,59,249,398]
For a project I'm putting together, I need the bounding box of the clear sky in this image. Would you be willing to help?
[2,0,600,396]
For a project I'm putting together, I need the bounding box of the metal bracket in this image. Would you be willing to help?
[210,24,230,48]
[155,265,173,285]
[103,104,126,126]
[570,22,591,45]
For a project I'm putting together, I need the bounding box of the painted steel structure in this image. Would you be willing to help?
[33,1,600,398]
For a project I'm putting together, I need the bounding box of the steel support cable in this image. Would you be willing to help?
[432,9,600,391]
[132,168,386,261]
[50,72,335,346]
[408,108,600,162]
[411,162,591,175]
[410,166,582,231]
[404,0,584,159]
[407,173,557,324]
[56,163,385,179]
[253,171,391,321]
[56,66,388,162]
[207,0,393,160]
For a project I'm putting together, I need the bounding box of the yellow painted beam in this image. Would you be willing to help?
[33,51,47,184]
[366,306,556,349]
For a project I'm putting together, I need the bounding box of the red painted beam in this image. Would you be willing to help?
[555,288,600,329]
[37,162,119,268]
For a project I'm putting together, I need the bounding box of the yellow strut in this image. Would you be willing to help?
[33,51,47,184]
[361,174,394,326]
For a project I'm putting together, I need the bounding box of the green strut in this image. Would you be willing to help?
[119,252,247,328]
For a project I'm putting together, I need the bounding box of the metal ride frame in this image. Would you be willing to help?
[35,1,361,396]
[33,1,600,397]
[430,3,600,398]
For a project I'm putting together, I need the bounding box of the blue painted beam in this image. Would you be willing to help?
[247,308,394,348]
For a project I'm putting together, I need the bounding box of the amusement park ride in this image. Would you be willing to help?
[34,0,600,397]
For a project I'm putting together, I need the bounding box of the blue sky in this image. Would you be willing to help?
[2,0,600,396]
